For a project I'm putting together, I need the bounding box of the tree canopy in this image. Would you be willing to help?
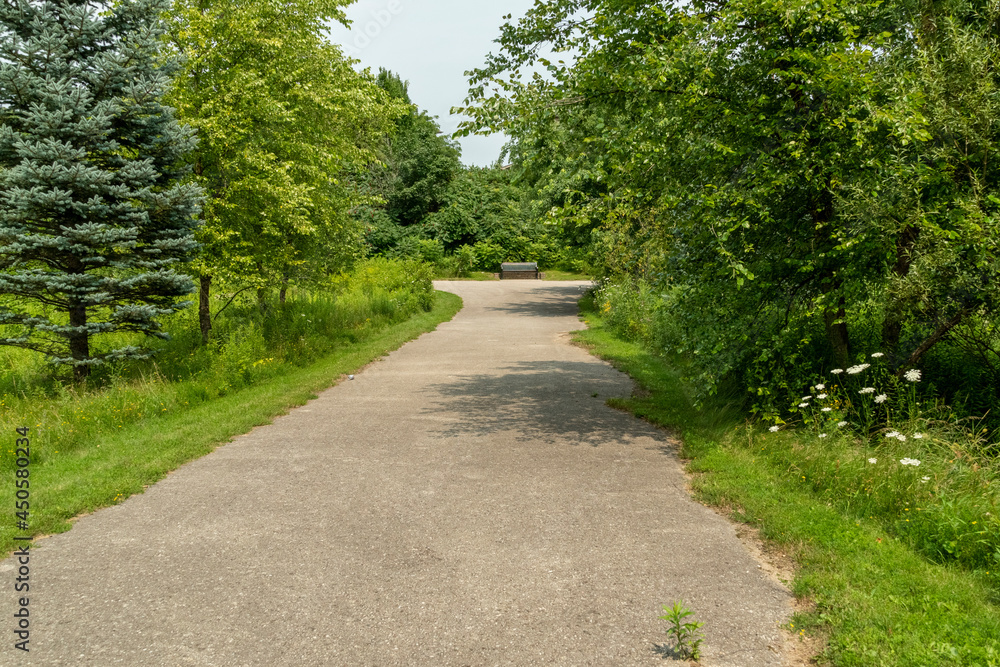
[457,0,1000,409]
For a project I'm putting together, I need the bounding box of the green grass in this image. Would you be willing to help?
[574,298,1000,666]
[0,290,462,557]
[433,270,499,281]
[542,270,592,281]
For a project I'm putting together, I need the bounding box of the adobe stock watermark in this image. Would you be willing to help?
[341,0,405,57]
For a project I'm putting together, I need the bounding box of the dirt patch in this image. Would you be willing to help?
[731,523,825,666]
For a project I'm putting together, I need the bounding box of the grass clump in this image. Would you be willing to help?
[575,295,1000,666]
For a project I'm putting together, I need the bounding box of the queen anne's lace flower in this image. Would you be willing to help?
[769,425,780,432]
[874,394,888,403]
[859,387,875,394]
[838,421,848,427]
[817,393,828,400]
[921,476,930,483]
[886,431,900,438]
[896,434,907,442]
[830,368,844,375]
[819,433,828,438]
[798,402,809,408]
[814,383,826,390]
[802,395,813,401]
[871,352,884,358]
[846,363,871,374]
[821,407,832,412]
[913,433,924,439]
[900,458,921,466]
[868,457,877,464]
[904,369,922,382]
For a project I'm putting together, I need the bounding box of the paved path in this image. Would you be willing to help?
[2,281,790,666]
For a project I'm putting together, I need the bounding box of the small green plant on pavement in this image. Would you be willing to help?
[660,601,704,661]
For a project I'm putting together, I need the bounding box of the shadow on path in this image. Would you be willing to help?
[422,360,653,447]
[485,284,591,318]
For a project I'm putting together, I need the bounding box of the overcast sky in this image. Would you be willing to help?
[326,0,538,167]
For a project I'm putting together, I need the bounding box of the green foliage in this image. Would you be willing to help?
[358,69,462,232]
[659,601,704,661]
[458,0,1000,431]
[0,0,204,381]
[164,0,405,327]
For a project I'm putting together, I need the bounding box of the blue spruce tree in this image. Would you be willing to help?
[0,0,203,381]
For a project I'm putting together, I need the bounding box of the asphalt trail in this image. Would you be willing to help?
[1,281,790,666]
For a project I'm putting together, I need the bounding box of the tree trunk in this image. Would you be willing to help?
[199,274,212,344]
[256,262,267,312]
[69,303,90,382]
[824,295,851,368]
[882,224,919,350]
[279,270,289,305]
[898,308,967,376]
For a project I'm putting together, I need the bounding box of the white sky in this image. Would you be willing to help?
[326,0,539,167]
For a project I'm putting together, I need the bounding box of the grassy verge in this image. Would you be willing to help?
[0,291,462,557]
[542,270,592,281]
[574,299,1000,666]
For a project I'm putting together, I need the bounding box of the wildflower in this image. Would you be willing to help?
[802,395,813,401]
[896,434,907,442]
[886,431,900,438]
[819,433,828,438]
[904,369,922,383]
[900,458,921,466]
[846,363,871,375]
[838,421,848,427]
[921,476,930,483]
[913,433,924,439]
[821,407,832,412]
[830,368,844,375]
[817,393,828,400]
[769,425,780,433]
[874,394,888,404]
[798,402,810,408]
[859,387,875,394]
[868,458,878,464]
[814,383,826,390]
[871,352,885,358]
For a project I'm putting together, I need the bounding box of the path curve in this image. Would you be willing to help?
[2,281,790,666]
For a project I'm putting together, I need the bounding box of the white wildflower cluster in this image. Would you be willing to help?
[821,407,832,412]
[900,458,921,466]
[913,433,924,440]
[874,394,888,404]
[921,476,931,483]
[769,425,780,432]
[819,433,828,438]
[830,368,844,375]
[904,369,922,383]
[814,383,826,390]
[817,393,828,399]
[886,431,900,438]
[859,387,875,394]
[798,402,809,408]
[868,457,878,464]
[871,352,884,358]
[801,395,813,401]
[846,363,871,375]
[838,421,848,427]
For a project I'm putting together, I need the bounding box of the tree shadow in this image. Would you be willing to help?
[421,360,658,447]
[485,284,591,318]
